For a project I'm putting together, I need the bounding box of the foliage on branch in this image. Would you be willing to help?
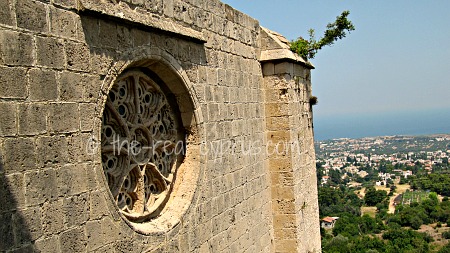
[290,10,355,60]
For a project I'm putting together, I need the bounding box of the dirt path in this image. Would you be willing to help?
[388,193,400,214]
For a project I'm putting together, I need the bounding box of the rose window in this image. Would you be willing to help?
[101,70,181,222]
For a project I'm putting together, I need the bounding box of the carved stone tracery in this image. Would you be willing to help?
[101,70,180,222]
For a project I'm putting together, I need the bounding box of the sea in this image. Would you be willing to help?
[313,107,450,141]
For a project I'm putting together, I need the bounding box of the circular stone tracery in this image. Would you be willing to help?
[101,70,180,223]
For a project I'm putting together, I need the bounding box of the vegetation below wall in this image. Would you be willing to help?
[318,157,450,252]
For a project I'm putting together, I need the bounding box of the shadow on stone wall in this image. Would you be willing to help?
[79,13,205,131]
[0,156,36,252]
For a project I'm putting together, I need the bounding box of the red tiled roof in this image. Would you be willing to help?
[322,217,334,223]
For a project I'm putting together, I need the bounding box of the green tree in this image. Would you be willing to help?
[290,11,355,60]
[364,187,388,206]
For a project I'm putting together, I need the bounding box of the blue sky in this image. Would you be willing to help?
[221,0,450,139]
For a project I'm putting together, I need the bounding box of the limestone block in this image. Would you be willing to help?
[265,103,290,117]
[56,164,88,196]
[98,20,118,49]
[85,220,104,251]
[18,103,47,136]
[53,0,77,8]
[275,239,297,252]
[36,135,69,167]
[65,41,90,72]
[24,168,57,206]
[117,25,133,49]
[131,28,151,47]
[0,102,16,136]
[163,0,174,18]
[3,173,26,209]
[15,0,48,32]
[0,67,27,98]
[35,236,60,253]
[274,62,294,75]
[0,31,33,66]
[59,227,87,252]
[13,207,43,244]
[262,62,274,76]
[89,190,109,220]
[0,212,14,251]
[48,103,80,133]
[79,103,96,131]
[29,69,58,101]
[3,138,36,173]
[59,71,83,101]
[0,0,13,26]
[89,49,116,75]
[50,7,77,39]
[63,193,89,227]
[36,36,65,69]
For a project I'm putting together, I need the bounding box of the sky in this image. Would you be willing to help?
[221,0,450,140]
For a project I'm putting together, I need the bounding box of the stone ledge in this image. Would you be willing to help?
[76,0,206,43]
[259,27,314,69]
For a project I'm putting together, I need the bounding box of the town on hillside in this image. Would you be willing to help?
[315,134,450,252]
[315,134,450,187]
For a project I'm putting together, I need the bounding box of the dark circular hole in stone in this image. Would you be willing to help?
[158,164,163,171]
[126,197,131,206]
[109,92,116,102]
[159,125,164,133]
[124,178,129,188]
[145,94,150,103]
[150,185,156,193]
[119,87,126,97]
[118,193,123,202]
[118,105,126,116]
[105,127,113,137]
[107,159,114,169]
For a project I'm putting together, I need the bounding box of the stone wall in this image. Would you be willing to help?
[0,0,320,252]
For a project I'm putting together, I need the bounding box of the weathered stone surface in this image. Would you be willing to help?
[29,69,58,101]
[15,0,48,32]
[35,236,61,252]
[3,138,35,173]
[50,6,78,39]
[0,31,33,66]
[0,67,28,99]
[36,135,68,167]
[36,36,65,69]
[24,168,57,205]
[41,199,65,236]
[0,212,14,251]
[65,41,90,72]
[18,103,48,136]
[53,0,76,8]
[0,0,13,26]
[13,207,43,244]
[59,71,84,101]
[0,1,321,252]
[63,193,89,226]
[0,103,17,136]
[48,103,80,133]
[56,164,88,196]
[60,227,87,252]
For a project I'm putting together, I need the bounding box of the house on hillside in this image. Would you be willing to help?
[321,217,339,229]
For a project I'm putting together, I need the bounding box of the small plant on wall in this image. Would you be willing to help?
[290,11,355,60]
[309,96,318,106]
